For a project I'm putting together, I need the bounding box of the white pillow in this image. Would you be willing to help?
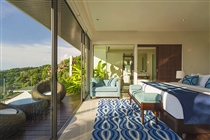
[197,73,210,87]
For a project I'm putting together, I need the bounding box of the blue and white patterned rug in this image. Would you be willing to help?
[91,99,182,140]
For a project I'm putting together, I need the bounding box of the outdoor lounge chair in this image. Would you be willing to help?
[0,103,26,139]
[5,91,49,120]
[32,81,66,102]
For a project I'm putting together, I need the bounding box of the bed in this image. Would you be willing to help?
[138,74,210,136]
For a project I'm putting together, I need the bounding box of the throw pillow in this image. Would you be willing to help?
[197,74,210,87]
[91,78,105,87]
[198,75,210,87]
[182,75,199,85]
[205,78,210,89]
[110,78,118,87]
[107,78,114,86]
[96,80,105,87]
[91,78,101,84]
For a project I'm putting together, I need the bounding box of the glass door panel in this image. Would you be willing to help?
[81,44,88,100]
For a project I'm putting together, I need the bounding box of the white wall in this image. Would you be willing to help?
[106,52,122,78]
[209,37,210,74]
[92,31,210,75]
[106,50,133,78]
[209,33,210,74]
[93,46,107,68]
[209,2,210,74]
[94,46,134,79]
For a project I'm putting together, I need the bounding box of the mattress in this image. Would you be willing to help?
[138,82,210,120]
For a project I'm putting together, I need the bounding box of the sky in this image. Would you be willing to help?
[0,0,81,70]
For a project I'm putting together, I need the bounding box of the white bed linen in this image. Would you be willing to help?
[138,82,210,119]
[168,82,210,95]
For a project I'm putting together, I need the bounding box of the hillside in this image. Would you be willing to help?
[0,58,70,94]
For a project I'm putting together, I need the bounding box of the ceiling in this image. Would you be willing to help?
[68,0,210,33]
[6,0,210,43]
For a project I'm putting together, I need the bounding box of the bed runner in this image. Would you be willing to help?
[142,82,210,124]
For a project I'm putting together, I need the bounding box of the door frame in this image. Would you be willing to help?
[138,44,182,82]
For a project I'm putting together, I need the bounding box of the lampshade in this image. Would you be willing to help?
[176,71,185,79]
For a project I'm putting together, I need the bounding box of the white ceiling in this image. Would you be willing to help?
[7,0,210,46]
[69,0,210,33]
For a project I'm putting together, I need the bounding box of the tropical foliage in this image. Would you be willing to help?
[0,56,82,96]
[58,56,81,94]
[93,60,107,79]
[0,56,109,98]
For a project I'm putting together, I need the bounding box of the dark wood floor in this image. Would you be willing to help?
[7,94,81,140]
[185,133,210,140]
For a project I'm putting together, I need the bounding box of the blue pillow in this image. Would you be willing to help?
[111,78,118,87]
[107,78,114,86]
[91,78,101,83]
[107,78,118,87]
[182,75,199,85]
[91,78,105,87]
[205,78,210,88]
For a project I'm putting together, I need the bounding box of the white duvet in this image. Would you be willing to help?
[138,82,210,119]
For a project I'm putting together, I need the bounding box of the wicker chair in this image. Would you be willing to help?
[0,103,26,139]
[9,98,49,120]
[32,81,66,102]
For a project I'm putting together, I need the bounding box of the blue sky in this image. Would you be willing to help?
[0,0,80,70]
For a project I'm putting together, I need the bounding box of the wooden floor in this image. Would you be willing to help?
[185,133,210,140]
[7,94,81,140]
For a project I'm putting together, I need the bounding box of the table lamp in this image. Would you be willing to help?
[176,71,185,82]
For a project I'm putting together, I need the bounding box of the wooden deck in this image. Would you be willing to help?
[8,94,81,140]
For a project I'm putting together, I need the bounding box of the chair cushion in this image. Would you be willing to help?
[93,86,118,92]
[135,92,162,103]
[0,108,17,114]
[131,90,145,97]
[43,91,51,95]
[129,85,142,94]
